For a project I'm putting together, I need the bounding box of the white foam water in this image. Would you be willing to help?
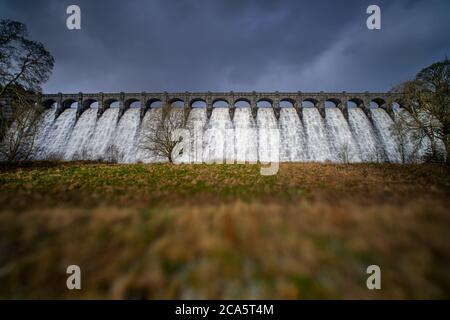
[233,107,258,163]
[302,107,333,162]
[257,108,280,163]
[111,108,141,163]
[186,107,207,163]
[347,108,384,162]
[279,107,307,161]
[325,108,361,163]
[24,105,434,164]
[41,108,77,159]
[370,108,401,163]
[85,108,119,161]
[64,108,97,160]
[33,108,57,160]
[203,108,235,163]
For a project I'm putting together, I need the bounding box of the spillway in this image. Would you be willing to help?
[64,108,97,160]
[234,107,258,163]
[203,108,235,163]
[39,108,76,160]
[347,108,384,162]
[302,107,333,162]
[370,108,401,163]
[325,108,361,163]
[111,108,141,163]
[7,105,430,164]
[257,108,279,163]
[279,107,307,162]
[85,108,120,161]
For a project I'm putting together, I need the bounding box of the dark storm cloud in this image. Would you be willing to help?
[0,0,449,93]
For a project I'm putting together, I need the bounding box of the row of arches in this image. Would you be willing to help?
[41,97,402,111]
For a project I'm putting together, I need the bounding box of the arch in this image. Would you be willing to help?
[234,98,251,108]
[125,98,140,109]
[347,100,358,108]
[104,98,119,109]
[325,98,340,108]
[370,98,386,108]
[146,98,162,109]
[212,98,229,108]
[302,98,317,108]
[190,98,207,108]
[82,98,98,109]
[62,99,78,110]
[169,98,184,108]
[257,98,272,108]
[280,98,295,108]
[348,98,364,108]
[129,101,140,108]
[42,99,57,109]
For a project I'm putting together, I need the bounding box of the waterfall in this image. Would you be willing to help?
[41,108,77,159]
[203,108,235,163]
[233,108,258,163]
[279,107,307,161]
[325,108,361,163]
[347,108,384,162]
[20,104,433,164]
[64,108,97,160]
[85,108,119,161]
[370,108,401,163]
[111,108,141,163]
[33,108,57,160]
[302,107,333,162]
[186,108,207,163]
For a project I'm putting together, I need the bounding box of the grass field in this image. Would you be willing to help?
[0,162,449,299]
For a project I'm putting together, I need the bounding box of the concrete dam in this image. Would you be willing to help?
[7,91,430,163]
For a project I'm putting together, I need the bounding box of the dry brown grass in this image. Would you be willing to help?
[0,162,449,299]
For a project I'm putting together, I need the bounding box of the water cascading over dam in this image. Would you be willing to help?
[16,91,430,163]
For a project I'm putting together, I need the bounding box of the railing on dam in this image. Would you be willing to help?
[10,91,406,121]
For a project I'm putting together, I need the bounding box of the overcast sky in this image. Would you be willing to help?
[1,0,449,93]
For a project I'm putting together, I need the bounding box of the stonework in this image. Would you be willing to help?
[4,91,405,122]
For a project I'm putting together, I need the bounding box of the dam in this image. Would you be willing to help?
[1,91,429,163]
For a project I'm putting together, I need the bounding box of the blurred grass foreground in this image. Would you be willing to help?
[0,162,449,299]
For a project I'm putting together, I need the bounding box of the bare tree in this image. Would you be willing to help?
[337,142,351,164]
[0,19,54,98]
[140,105,188,163]
[0,19,54,161]
[390,110,425,163]
[102,144,122,163]
[0,91,43,162]
[392,58,449,163]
